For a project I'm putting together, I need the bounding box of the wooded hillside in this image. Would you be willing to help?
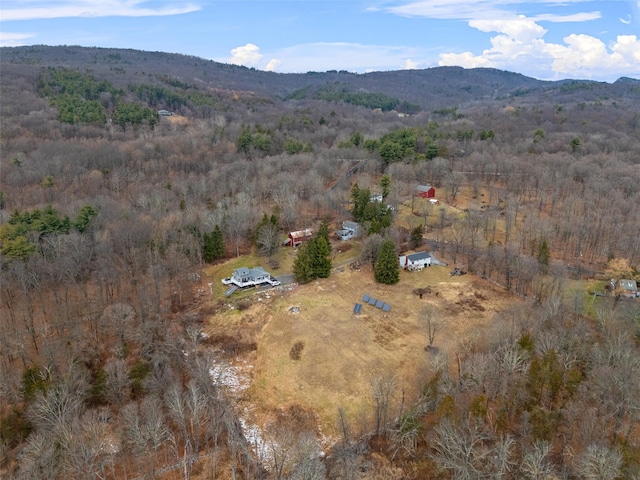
[1,46,639,479]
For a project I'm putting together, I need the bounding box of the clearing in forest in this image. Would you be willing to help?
[203,261,517,442]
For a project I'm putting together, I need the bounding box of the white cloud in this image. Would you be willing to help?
[470,17,547,43]
[619,14,631,24]
[532,11,601,23]
[612,35,640,64]
[439,51,492,68]
[229,43,263,67]
[439,17,640,80]
[0,1,200,21]
[388,0,509,21]
[388,0,602,23]
[404,59,419,69]
[0,31,35,46]
[383,0,635,79]
[265,58,281,72]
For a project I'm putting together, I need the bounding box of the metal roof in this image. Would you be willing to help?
[407,251,432,261]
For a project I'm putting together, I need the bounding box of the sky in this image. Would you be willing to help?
[1,1,639,82]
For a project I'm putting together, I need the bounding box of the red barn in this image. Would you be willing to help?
[415,185,436,198]
[283,228,313,247]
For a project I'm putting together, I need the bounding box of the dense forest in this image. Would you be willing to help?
[1,45,639,479]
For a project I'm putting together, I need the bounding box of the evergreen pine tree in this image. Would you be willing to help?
[410,225,424,249]
[310,237,332,278]
[293,245,314,284]
[293,236,332,283]
[374,239,399,284]
[203,232,215,263]
[317,220,331,250]
[379,174,391,198]
[537,240,550,266]
[269,213,280,230]
[350,184,370,222]
[211,224,225,259]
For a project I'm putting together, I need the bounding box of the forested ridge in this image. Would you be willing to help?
[1,46,639,479]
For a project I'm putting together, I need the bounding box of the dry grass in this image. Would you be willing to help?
[204,260,518,441]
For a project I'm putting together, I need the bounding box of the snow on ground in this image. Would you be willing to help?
[209,358,248,396]
[209,358,272,462]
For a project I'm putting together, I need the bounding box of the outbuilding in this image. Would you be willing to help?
[283,228,314,247]
[415,185,436,198]
[399,251,432,271]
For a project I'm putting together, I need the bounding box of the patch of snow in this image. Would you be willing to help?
[209,360,249,396]
[209,359,273,464]
[239,416,269,461]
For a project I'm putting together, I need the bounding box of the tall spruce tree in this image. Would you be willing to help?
[317,220,331,250]
[309,237,331,278]
[203,225,225,262]
[293,236,332,283]
[293,245,314,284]
[375,239,399,284]
[211,224,225,259]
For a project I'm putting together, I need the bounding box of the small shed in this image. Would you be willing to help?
[284,228,313,247]
[399,251,432,270]
[415,185,436,198]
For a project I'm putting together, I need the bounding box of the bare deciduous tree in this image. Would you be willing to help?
[574,444,623,480]
[370,374,397,437]
[420,306,443,349]
[256,222,280,258]
[430,419,514,479]
[103,357,131,406]
[520,441,557,480]
[122,395,169,477]
[27,366,88,441]
[16,432,60,480]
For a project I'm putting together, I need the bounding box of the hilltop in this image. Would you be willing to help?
[3,45,638,112]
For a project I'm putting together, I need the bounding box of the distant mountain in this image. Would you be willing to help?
[2,45,638,111]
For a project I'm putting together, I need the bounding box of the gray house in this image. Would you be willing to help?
[337,221,360,241]
[222,267,280,288]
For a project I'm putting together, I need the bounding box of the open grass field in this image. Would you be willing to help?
[203,255,518,443]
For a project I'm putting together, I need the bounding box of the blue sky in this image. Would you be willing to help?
[1,1,639,81]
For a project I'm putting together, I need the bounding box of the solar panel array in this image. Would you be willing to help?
[360,294,391,312]
[353,303,363,314]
